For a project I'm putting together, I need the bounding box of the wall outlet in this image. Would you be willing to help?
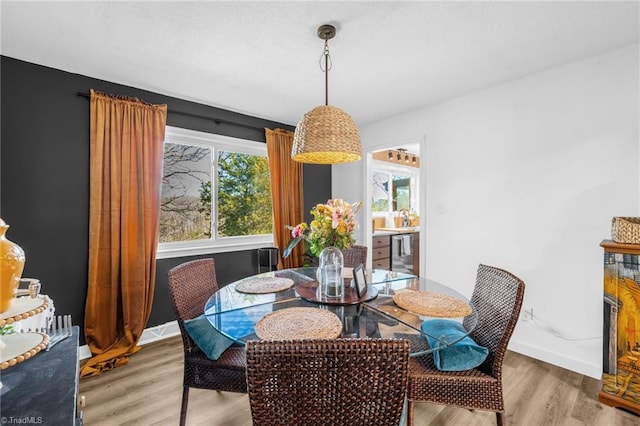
[520,307,534,322]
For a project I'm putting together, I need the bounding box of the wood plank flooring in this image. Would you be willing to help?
[79,336,639,425]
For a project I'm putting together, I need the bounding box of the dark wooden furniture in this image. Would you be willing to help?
[246,338,409,426]
[0,326,82,425]
[406,264,525,426]
[599,240,640,416]
[167,258,247,426]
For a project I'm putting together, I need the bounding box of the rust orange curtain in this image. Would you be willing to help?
[265,128,304,269]
[81,89,167,378]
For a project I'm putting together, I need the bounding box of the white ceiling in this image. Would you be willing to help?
[1,1,638,128]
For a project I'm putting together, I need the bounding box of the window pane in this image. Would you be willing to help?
[392,174,411,211]
[372,171,390,212]
[217,151,273,237]
[159,142,212,243]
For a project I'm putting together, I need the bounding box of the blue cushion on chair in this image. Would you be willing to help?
[184,314,235,360]
[421,319,488,371]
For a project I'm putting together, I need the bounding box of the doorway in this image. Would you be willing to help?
[364,136,427,276]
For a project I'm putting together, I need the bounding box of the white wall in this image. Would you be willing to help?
[333,45,640,378]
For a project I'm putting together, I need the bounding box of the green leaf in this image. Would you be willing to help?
[283,235,304,258]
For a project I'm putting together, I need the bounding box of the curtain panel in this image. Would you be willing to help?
[265,128,304,269]
[81,89,167,378]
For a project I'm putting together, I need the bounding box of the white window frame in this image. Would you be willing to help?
[157,126,274,259]
[371,159,420,219]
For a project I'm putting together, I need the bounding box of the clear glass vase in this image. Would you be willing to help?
[318,246,344,298]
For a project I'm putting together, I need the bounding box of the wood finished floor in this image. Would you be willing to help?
[79,336,639,425]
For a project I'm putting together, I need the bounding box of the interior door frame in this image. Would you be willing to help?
[364,135,427,276]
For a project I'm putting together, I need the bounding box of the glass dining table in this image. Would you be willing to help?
[204,267,478,357]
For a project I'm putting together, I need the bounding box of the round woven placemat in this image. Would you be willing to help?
[393,290,472,318]
[254,307,342,340]
[235,277,295,294]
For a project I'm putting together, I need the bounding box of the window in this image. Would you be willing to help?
[392,174,412,212]
[371,164,419,216]
[371,171,390,213]
[157,126,273,258]
[623,254,639,270]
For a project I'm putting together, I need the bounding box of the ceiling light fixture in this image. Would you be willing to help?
[395,148,407,162]
[384,147,419,164]
[291,24,361,164]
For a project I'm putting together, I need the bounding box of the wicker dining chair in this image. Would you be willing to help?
[167,258,247,426]
[246,338,410,426]
[406,264,525,426]
[342,244,368,268]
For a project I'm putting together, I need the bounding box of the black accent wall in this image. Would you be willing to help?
[0,56,331,344]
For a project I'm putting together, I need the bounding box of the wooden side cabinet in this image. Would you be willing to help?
[372,235,391,270]
[599,240,640,415]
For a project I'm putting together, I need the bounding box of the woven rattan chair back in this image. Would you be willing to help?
[465,264,525,380]
[246,338,409,426]
[167,258,247,426]
[168,258,219,352]
[407,264,525,426]
[342,244,368,268]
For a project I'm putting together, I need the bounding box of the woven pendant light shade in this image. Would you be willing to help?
[291,105,361,164]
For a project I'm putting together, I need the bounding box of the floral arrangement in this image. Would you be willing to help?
[284,199,362,258]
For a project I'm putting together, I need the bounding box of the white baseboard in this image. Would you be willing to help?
[509,338,601,379]
[79,320,181,360]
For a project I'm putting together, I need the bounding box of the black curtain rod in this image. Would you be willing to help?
[76,92,266,132]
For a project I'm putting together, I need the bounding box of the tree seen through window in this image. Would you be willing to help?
[159,142,272,243]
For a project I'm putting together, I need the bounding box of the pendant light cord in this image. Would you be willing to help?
[324,40,330,106]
